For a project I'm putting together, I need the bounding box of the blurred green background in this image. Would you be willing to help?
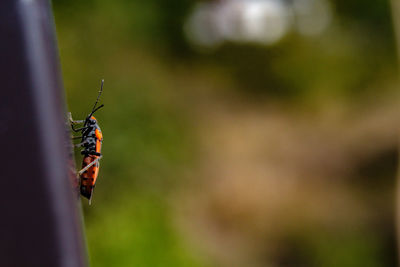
[53,0,400,266]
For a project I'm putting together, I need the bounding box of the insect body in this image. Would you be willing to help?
[70,80,105,203]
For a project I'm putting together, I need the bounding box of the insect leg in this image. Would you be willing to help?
[69,112,85,124]
[71,125,89,132]
[74,140,88,148]
[71,120,85,124]
[77,155,103,176]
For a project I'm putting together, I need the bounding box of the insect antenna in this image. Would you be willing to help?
[88,79,104,118]
[91,104,104,115]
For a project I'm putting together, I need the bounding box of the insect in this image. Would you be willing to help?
[69,80,104,203]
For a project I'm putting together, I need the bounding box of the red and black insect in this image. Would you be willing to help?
[69,80,104,203]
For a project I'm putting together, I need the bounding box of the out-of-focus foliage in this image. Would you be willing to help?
[53,0,399,266]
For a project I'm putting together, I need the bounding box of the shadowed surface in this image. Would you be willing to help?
[0,0,86,266]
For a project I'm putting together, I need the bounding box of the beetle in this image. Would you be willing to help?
[69,79,104,203]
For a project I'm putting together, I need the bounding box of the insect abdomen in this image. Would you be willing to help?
[80,155,100,199]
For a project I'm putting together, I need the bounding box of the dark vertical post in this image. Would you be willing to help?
[0,0,87,266]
